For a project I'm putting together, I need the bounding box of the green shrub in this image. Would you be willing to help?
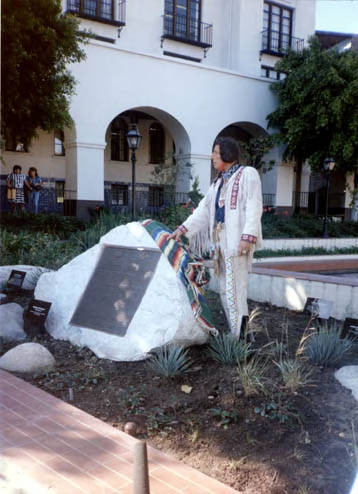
[303,322,353,366]
[207,333,253,365]
[254,394,302,425]
[159,205,192,231]
[0,212,85,239]
[262,214,358,239]
[148,345,193,378]
[274,359,313,393]
[255,246,358,258]
[236,355,271,397]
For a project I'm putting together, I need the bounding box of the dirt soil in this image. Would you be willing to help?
[1,291,358,494]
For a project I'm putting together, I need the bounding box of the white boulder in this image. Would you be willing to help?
[35,222,208,361]
[0,343,55,373]
[0,303,26,340]
[0,265,52,291]
[335,366,358,402]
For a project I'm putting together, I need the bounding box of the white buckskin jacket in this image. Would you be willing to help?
[180,165,263,259]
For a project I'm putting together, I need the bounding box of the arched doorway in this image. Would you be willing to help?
[212,121,276,207]
[103,107,191,214]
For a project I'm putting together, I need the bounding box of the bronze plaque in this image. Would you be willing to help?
[70,245,161,337]
[7,270,26,289]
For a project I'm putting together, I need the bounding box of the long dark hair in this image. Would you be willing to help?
[213,137,240,163]
[28,167,38,177]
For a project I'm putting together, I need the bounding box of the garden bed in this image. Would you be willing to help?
[2,291,357,494]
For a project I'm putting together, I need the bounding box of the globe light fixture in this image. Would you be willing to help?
[322,157,336,238]
[126,124,142,220]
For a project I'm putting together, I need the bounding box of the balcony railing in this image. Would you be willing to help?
[261,29,304,56]
[66,0,126,27]
[162,14,213,49]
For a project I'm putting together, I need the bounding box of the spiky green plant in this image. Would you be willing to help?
[207,333,253,365]
[236,355,271,397]
[148,345,193,378]
[274,359,313,393]
[302,321,353,366]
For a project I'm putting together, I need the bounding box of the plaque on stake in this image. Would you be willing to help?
[23,299,52,338]
[6,270,26,292]
[343,318,358,338]
[70,244,161,337]
[304,297,333,320]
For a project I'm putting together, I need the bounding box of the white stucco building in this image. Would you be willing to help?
[2,0,321,219]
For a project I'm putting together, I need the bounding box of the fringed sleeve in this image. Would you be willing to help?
[241,167,263,240]
[181,188,213,257]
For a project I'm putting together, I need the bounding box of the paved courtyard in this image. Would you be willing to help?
[0,369,238,493]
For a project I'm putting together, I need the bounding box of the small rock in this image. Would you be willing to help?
[0,343,55,373]
[335,366,358,402]
[0,303,26,341]
[124,422,137,436]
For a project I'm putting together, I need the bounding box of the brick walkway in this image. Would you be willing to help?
[0,370,238,493]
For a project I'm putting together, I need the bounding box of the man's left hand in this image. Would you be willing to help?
[238,240,253,256]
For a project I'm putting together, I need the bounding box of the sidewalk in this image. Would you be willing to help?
[0,369,238,493]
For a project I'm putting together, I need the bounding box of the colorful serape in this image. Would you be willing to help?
[142,219,217,335]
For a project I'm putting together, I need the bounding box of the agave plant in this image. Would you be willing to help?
[148,345,193,378]
[207,332,253,365]
[302,321,353,366]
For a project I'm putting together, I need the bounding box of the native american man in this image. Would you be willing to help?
[169,137,263,337]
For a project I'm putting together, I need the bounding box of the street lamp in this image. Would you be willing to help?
[322,157,336,238]
[126,124,142,221]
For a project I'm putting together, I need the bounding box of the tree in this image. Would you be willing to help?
[267,36,358,174]
[240,136,276,172]
[2,0,86,150]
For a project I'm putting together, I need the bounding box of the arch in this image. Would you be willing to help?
[214,121,269,145]
[104,106,192,191]
[104,105,191,157]
[211,121,272,182]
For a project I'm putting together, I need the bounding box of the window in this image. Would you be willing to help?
[67,0,114,21]
[54,130,65,156]
[55,181,65,204]
[164,0,201,43]
[111,117,128,161]
[148,186,164,207]
[4,132,27,152]
[261,65,286,80]
[263,2,293,54]
[149,122,165,164]
[111,184,128,206]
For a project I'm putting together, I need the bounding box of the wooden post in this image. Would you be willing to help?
[133,441,150,494]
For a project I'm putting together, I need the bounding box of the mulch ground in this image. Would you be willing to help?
[1,291,358,494]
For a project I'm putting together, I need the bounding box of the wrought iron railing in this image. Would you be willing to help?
[292,191,309,208]
[261,29,304,56]
[66,0,126,26]
[162,14,213,48]
[107,189,190,216]
[262,193,276,207]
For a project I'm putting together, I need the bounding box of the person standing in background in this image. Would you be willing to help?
[27,167,43,214]
[6,165,30,213]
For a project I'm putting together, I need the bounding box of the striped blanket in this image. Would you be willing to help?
[142,219,217,335]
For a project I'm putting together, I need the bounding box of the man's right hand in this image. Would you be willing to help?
[167,229,184,242]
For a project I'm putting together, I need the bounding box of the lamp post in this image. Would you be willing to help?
[126,124,142,221]
[322,157,335,238]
